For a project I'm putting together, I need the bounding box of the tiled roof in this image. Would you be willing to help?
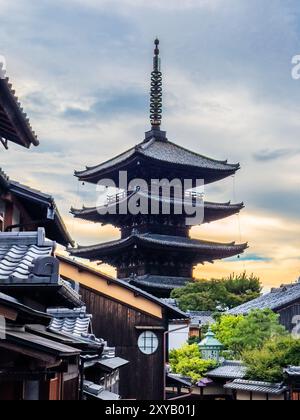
[0,77,39,148]
[224,379,288,395]
[0,230,54,281]
[75,137,239,183]
[5,328,80,357]
[95,357,129,371]
[0,292,51,325]
[227,280,300,315]
[127,275,191,290]
[83,381,120,400]
[0,229,82,307]
[0,176,73,246]
[284,366,300,377]
[47,307,116,356]
[167,373,192,387]
[70,233,248,262]
[48,307,92,338]
[206,361,247,380]
[71,191,244,226]
[187,311,215,327]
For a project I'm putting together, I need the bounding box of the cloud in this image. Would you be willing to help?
[1,0,300,288]
[66,0,224,12]
[62,90,147,121]
[253,148,300,161]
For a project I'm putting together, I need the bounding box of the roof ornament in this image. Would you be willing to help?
[144,39,167,142]
[150,38,162,129]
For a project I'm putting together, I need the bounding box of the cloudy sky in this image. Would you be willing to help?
[1,0,300,288]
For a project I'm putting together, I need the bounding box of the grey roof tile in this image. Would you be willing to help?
[71,233,247,259]
[127,274,191,290]
[76,138,239,180]
[186,311,215,327]
[0,230,54,281]
[284,366,300,376]
[48,307,92,337]
[96,357,129,371]
[0,229,82,307]
[227,281,300,315]
[71,193,244,226]
[83,381,120,400]
[224,379,288,395]
[206,361,247,379]
[167,373,192,387]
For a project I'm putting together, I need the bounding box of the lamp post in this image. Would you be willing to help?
[199,328,223,363]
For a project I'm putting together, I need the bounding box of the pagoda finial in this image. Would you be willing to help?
[150,38,162,129]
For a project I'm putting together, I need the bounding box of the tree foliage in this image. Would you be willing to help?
[169,344,217,383]
[171,272,261,312]
[211,309,287,358]
[170,310,294,384]
[243,336,300,382]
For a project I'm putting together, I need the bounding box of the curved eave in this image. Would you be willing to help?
[127,275,191,290]
[0,78,39,148]
[75,155,239,185]
[69,234,248,263]
[70,201,244,225]
[9,181,73,247]
[74,139,240,185]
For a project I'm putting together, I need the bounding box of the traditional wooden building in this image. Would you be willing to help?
[47,307,129,400]
[58,255,189,400]
[0,228,131,400]
[70,39,247,298]
[0,76,38,149]
[228,280,300,332]
[0,229,81,311]
[0,292,82,400]
[284,366,300,401]
[0,169,72,246]
[224,380,288,401]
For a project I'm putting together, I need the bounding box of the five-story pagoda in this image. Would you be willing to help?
[70,40,247,298]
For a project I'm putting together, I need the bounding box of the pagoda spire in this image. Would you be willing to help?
[150,39,163,129]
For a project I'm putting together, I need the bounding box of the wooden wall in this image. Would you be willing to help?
[80,285,167,400]
[277,301,300,332]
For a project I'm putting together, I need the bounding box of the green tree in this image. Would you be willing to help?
[211,310,287,358]
[243,336,300,382]
[211,314,244,348]
[169,344,217,383]
[171,272,261,312]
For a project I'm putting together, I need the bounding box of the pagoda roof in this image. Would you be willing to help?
[69,233,248,263]
[0,77,39,149]
[125,274,191,291]
[71,190,244,225]
[75,137,240,185]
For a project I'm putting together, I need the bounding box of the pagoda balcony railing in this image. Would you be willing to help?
[106,188,204,205]
[107,190,130,204]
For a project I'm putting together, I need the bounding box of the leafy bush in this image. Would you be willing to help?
[169,344,217,383]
